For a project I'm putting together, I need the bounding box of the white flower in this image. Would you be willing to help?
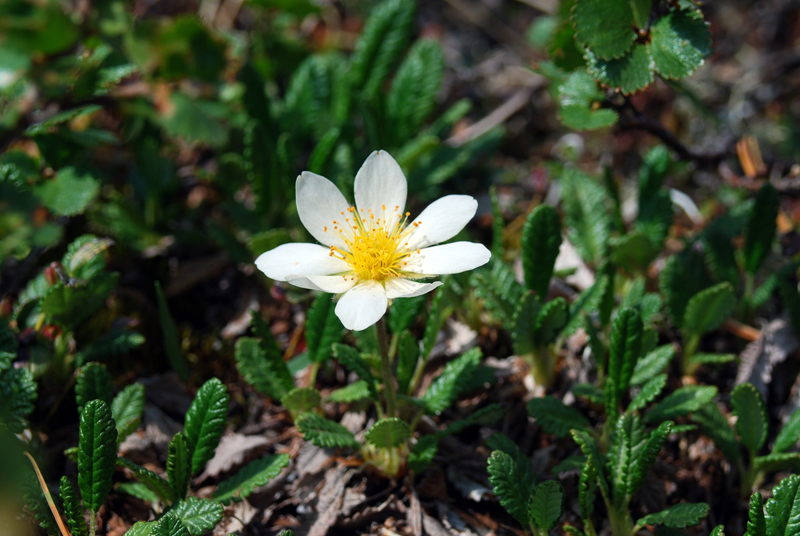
[256,150,491,331]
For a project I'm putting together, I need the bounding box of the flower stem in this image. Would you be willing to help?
[377,317,398,418]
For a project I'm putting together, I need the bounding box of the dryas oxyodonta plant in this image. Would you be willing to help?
[255,150,491,331]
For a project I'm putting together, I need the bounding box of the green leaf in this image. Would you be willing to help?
[75,329,146,368]
[184,378,229,475]
[650,9,712,80]
[125,521,157,536]
[610,230,660,273]
[281,387,322,420]
[0,367,37,433]
[691,404,741,463]
[60,476,87,536]
[170,498,223,535]
[527,396,591,437]
[152,514,189,536]
[167,433,191,501]
[296,413,360,449]
[608,413,647,507]
[573,383,604,404]
[572,430,609,498]
[682,282,737,337]
[630,421,672,494]
[579,457,598,520]
[422,347,481,415]
[155,281,190,380]
[421,283,451,360]
[529,480,565,531]
[76,362,113,415]
[236,316,294,399]
[534,297,569,347]
[333,343,378,401]
[327,381,371,403]
[746,493,766,536]
[766,475,800,536]
[559,103,619,130]
[117,457,175,504]
[689,353,737,365]
[365,418,410,449]
[396,330,419,395]
[408,434,438,474]
[646,385,718,424]
[111,383,145,443]
[485,433,536,492]
[744,183,779,275]
[628,374,667,413]
[389,295,426,335]
[40,274,119,331]
[560,168,611,264]
[605,308,644,418]
[212,454,290,504]
[34,167,99,216]
[307,128,341,175]
[754,453,800,473]
[117,482,159,502]
[522,205,563,299]
[160,93,228,147]
[731,383,768,455]
[487,450,530,526]
[702,229,738,288]
[512,291,542,357]
[774,407,800,453]
[78,400,118,514]
[473,262,524,325]
[572,0,635,60]
[585,44,655,94]
[660,249,713,327]
[557,72,618,130]
[306,294,343,363]
[637,502,709,528]
[350,0,415,100]
[631,345,675,386]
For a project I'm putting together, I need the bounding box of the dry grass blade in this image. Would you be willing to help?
[24,452,72,536]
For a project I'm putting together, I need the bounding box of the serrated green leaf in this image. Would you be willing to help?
[283,53,348,139]
[155,281,190,380]
[125,521,158,536]
[754,453,800,473]
[746,492,765,536]
[637,502,709,528]
[711,525,726,536]
[610,230,660,273]
[608,413,647,507]
[422,348,481,414]
[650,9,712,80]
[557,72,617,130]
[235,334,293,400]
[333,343,378,401]
[34,167,99,216]
[689,353,737,365]
[560,168,611,265]
[40,274,119,332]
[78,400,118,514]
[63,235,111,280]
[112,383,145,443]
[167,433,191,501]
[628,374,667,413]
[522,205,563,299]
[534,297,569,347]
[572,0,635,60]
[636,145,673,251]
[170,498,223,534]
[572,383,604,404]
[396,330,419,395]
[682,282,737,337]
[579,457,597,520]
[60,476,87,536]
[606,308,644,418]
[572,430,609,498]
[117,457,175,504]
[296,413,360,449]
[691,404,741,463]
[76,362,113,415]
[660,249,713,327]
[117,482,160,502]
[744,183,779,275]
[559,104,619,130]
[389,295,426,335]
[487,450,530,526]
[184,378,229,475]
[631,345,675,386]
[646,385,718,423]
[527,396,590,437]
[306,294,343,363]
[702,229,738,288]
[212,454,290,504]
[76,329,145,368]
[549,20,586,71]
[630,421,672,495]
[408,434,438,474]
[512,291,542,357]
[152,514,189,536]
[421,282,451,360]
[473,262,524,325]
[585,44,655,94]
[774,407,800,453]
[0,367,37,433]
[160,93,228,147]
[485,432,536,492]
[365,418,410,449]
[350,0,415,100]
[529,480,565,531]
[731,383,768,455]
[281,387,322,420]
[766,474,800,536]
[327,381,371,403]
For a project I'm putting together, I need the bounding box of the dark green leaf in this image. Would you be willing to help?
[306,294,343,363]
[637,502,709,528]
[34,167,99,216]
[610,230,660,273]
[487,450,529,526]
[152,514,188,536]
[689,353,737,365]
[111,383,145,443]
[579,457,598,520]
[557,72,618,130]
[631,345,675,386]
[608,413,647,507]
[155,281,190,380]
[408,434,438,474]
[766,475,800,536]
[746,492,765,536]
[527,396,591,437]
[235,320,293,400]
[485,433,536,492]
[281,387,322,420]
[422,347,481,414]
[167,433,191,501]
[646,385,718,423]
[628,374,667,413]
[160,93,228,147]
[630,421,672,494]
[744,183,778,275]
[0,367,37,433]
[212,454,290,504]
[333,343,378,401]
[659,249,714,327]
[572,430,609,498]
[76,362,113,415]
[773,407,800,453]
[60,476,87,536]
[117,457,175,504]
[585,44,655,94]
[529,480,565,531]
[296,413,360,449]
[512,291,542,357]
[75,329,146,368]
[184,378,229,475]
[365,418,410,449]
[534,297,569,347]
[560,168,611,264]
[522,204,563,299]
[389,295,426,334]
[78,400,118,514]
[754,453,800,473]
[691,404,741,463]
[421,283,451,359]
[731,383,767,455]
[650,9,712,80]
[117,482,159,503]
[326,381,371,403]
[396,330,419,395]
[473,263,524,325]
[572,0,635,60]
[573,382,604,404]
[170,498,223,535]
[125,521,157,536]
[682,282,737,337]
[605,308,643,418]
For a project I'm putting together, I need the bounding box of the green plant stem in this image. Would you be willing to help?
[608,505,634,536]
[526,347,556,388]
[389,332,399,363]
[742,272,755,321]
[377,317,397,418]
[682,333,701,376]
[308,361,320,387]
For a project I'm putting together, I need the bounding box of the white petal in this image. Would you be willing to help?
[404,195,478,250]
[255,243,348,281]
[384,278,443,299]
[296,171,351,248]
[403,242,491,275]
[354,150,407,229]
[335,280,388,331]
[286,275,357,294]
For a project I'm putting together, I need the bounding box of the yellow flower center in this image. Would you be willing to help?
[326,204,421,282]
